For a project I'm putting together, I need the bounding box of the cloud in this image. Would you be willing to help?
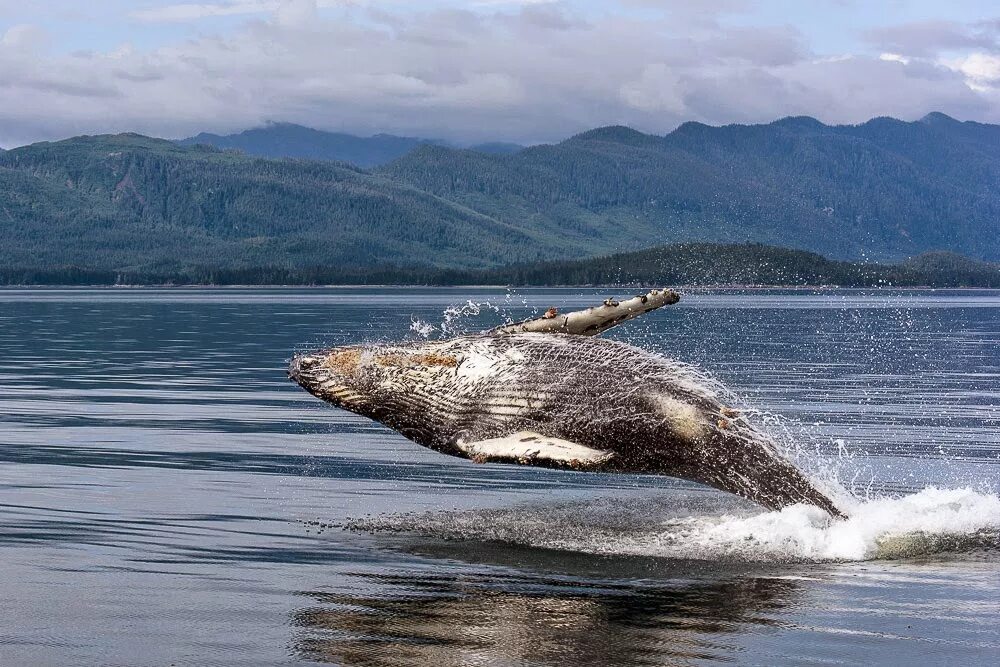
[879,53,910,65]
[945,52,1000,91]
[863,20,998,58]
[130,1,279,22]
[129,0,347,23]
[1,5,1000,147]
[1,24,49,50]
[862,19,1000,96]
[619,63,686,114]
[617,0,748,13]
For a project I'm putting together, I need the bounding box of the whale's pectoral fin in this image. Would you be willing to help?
[456,431,614,470]
[491,288,680,337]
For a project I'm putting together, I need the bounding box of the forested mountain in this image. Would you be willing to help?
[0,134,552,272]
[2,114,999,280]
[177,123,437,167]
[382,113,1000,261]
[177,123,523,167]
[468,142,524,156]
[3,243,996,287]
[473,244,1000,288]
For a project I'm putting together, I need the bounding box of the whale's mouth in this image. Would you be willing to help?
[287,353,311,383]
[287,353,325,394]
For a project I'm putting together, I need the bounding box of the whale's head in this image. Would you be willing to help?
[288,341,463,422]
[288,345,378,413]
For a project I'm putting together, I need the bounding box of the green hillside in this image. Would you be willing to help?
[382,113,1000,262]
[2,114,1000,279]
[0,134,550,272]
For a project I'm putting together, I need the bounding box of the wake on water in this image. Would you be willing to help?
[604,487,1000,561]
[361,298,1000,564]
[348,488,1000,563]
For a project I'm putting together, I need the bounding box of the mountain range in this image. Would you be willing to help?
[1,112,998,278]
[177,123,523,167]
[382,112,1000,262]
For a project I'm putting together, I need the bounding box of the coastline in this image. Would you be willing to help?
[2,283,999,290]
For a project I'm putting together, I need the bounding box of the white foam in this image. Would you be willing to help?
[440,300,503,337]
[545,487,1000,562]
[409,317,437,338]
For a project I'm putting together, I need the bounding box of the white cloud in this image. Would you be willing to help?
[620,63,686,114]
[879,52,910,65]
[1,5,999,147]
[864,20,997,57]
[945,52,1000,91]
[1,24,49,50]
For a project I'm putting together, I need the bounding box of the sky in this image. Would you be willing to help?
[1,0,999,147]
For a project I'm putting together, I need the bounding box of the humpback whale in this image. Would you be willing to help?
[289,290,846,517]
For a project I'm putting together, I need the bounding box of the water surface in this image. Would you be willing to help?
[0,288,997,665]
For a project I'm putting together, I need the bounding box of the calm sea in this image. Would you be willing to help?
[0,287,997,666]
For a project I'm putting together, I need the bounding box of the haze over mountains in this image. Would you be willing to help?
[1,112,998,280]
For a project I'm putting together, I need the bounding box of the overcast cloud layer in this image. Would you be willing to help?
[1,1,999,147]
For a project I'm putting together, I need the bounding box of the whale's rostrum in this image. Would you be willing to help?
[289,290,846,518]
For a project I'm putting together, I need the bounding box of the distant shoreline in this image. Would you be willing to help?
[3,283,998,291]
[3,243,998,289]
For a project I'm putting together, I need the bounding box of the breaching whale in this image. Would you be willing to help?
[288,290,846,517]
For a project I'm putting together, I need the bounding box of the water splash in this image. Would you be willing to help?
[409,316,437,338]
[611,487,1000,562]
[413,290,530,339]
[406,301,504,339]
[349,487,1000,563]
[440,300,503,337]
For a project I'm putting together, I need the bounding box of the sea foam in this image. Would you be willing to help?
[544,487,1000,562]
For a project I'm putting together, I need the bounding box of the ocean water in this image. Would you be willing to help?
[0,287,997,666]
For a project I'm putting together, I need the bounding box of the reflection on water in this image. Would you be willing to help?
[291,543,1000,667]
[294,570,799,666]
[0,288,997,666]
